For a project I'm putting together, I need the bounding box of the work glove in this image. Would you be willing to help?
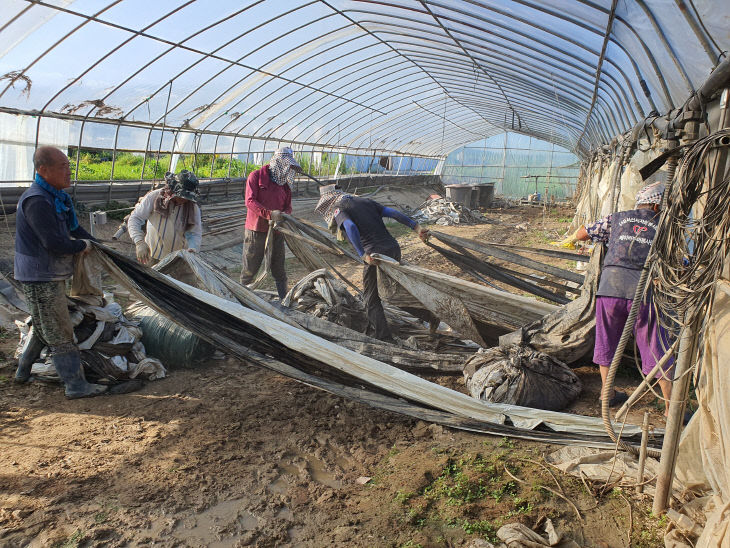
[414,223,430,243]
[550,229,581,249]
[135,241,151,264]
[270,210,284,222]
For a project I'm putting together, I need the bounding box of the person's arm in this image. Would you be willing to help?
[553,216,610,248]
[71,224,96,241]
[127,192,155,244]
[22,197,87,255]
[382,206,429,242]
[382,206,417,229]
[245,171,274,220]
[340,218,366,258]
[185,204,203,251]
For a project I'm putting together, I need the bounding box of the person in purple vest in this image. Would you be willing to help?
[561,181,674,414]
[13,146,107,398]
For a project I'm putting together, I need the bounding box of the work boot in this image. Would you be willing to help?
[51,349,108,399]
[14,328,44,383]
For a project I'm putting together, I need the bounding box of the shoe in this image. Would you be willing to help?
[600,390,628,408]
[14,329,45,383]
[51,349,108,399]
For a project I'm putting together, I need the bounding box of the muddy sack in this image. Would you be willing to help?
[463,345,582,411]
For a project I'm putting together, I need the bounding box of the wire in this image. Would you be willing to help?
[648,129,730,345]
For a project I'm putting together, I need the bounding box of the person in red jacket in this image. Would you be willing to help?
[240,147,301,299]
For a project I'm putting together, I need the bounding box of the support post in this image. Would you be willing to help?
[637,412,650,494]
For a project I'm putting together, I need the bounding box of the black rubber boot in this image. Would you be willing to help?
[51,350,108,399]
[275,278,288,300]
[14,329,45,383]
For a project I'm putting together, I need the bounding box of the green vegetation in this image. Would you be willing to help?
[68,149,260,181]
[67,148,359,182]
[52,530,85,548]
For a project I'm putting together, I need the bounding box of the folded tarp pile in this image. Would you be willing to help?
[14,296,165,386]
[91,244,655,449]
[411,197,489,225]
[464,345,582,411]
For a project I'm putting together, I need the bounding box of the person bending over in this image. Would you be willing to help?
[315,184,429,341]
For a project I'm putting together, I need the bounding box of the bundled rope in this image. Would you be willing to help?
[648,128,730,335]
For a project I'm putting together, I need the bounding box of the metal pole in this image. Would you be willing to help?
[652,321,696,513]
[637,412,650,494]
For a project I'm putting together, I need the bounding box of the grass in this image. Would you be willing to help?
[52,530,84,548]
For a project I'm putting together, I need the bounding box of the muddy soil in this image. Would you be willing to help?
[0,198,670,547]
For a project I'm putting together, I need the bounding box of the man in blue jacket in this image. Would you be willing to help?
[315,185,429,341]
[13,146,107,398]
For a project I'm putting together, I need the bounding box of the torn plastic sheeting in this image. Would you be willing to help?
[93,246,647,440]
[499,244,604,364]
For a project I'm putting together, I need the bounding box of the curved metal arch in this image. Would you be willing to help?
[349,0,631,122]
[199,41,395,133]
[394,56,621,141]
[318,0,507,146]
[308,88,449,145]
[156,14,351,128]
[348,9,636,134]
[465,0,653,116]
[0,0,123,100]
[378,27,636,132]
[233,53,415,139]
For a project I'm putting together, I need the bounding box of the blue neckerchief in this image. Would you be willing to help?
[34,173,79,231]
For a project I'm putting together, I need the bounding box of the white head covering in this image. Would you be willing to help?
[269,146,302,186]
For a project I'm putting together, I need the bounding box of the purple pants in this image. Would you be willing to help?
[594,296,674,377]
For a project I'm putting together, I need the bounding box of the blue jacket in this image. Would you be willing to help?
[14,182,87,282]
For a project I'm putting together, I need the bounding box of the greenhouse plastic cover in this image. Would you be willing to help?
[0,0,728,160]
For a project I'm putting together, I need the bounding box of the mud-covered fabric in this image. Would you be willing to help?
[464,345,582,411]
[21,281,75,352]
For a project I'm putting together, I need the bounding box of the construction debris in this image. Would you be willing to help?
[411,197,490,225]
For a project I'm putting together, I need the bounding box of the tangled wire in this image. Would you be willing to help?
[647,128,730,340]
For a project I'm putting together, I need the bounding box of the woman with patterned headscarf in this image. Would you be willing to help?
[240,147,302,299]
[556,181,676,415]
[128,170,202,265]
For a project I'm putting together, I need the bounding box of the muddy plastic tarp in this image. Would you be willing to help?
[92,245,653,448]
[375,255,557,346]
[498,245,603,364]
[464,345,582,411]
[157,253,466,373]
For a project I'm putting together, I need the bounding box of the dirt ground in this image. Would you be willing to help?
[0,196,671,547]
